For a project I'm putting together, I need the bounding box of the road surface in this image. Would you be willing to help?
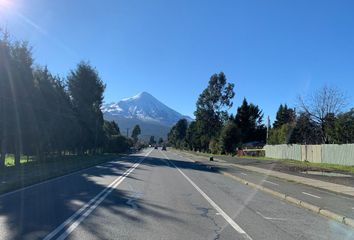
[0,148,353,240]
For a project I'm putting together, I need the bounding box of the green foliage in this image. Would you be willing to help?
[149,136,156,145]
[234,98,266,143]
[158,137,164,145]
[104,135,132,153]
[103,120,120,136]
[68,62,106,153]
[0,32,130,169]
[185,121,199,151]
[273,104,296,128]
[168,119,188,148]
[208,138,220,154]
[131,124,141,143]
[268,123,295,144]
[219,120,240,154]
[326,109,354,144]
[288,113,322,144]
[194,72,235,151]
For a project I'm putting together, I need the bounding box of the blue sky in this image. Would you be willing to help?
[1,0,353,121]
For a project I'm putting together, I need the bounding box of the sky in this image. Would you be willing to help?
[0,0,354,121]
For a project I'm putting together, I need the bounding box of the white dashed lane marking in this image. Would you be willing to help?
[262,180,279,186]
[302,192,321,199]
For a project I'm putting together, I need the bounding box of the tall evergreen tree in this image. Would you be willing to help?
[167,119,188,148]
[68,62,106,154]
[0,32,37,167]
[131,125,141,143]
[234,98,266,143]
[273,104,296,129]
[289,113,321,144]
[149,136,156,145]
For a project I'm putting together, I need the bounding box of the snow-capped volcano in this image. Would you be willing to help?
[102,92,192,138]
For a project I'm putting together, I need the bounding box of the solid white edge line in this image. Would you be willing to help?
[302,192,321,199]
[262,180,279,186]
[160,151,252,240]
[43,148,153,240]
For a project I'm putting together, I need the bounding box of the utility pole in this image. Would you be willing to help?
[266,116,270,144]
[126,128,130,138]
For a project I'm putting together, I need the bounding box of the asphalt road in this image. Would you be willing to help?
[0,148,353,240]
[174,151,354,220]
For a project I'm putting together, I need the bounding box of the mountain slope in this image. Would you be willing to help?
[102,92,192,139]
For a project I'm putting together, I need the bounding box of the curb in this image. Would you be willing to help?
[174,150,354,228]
[220,170,354,228]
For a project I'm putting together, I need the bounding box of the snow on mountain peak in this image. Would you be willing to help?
[102,92,192,126]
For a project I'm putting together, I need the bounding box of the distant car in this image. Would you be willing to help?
[154,146,158,149]
[162,146,167,151]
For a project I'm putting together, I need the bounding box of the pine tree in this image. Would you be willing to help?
[68,62,106,154]
[234,98,266,143]
[131,125,141,143]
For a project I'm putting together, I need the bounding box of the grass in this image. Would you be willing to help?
[177,149,354,174]
[5,154,36,166]
[0,153,124,195]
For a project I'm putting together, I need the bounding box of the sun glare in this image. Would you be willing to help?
[0,0,13,8]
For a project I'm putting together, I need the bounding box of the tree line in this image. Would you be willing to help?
[168,73,354,154]
[168,72,266,154]
[0,32,133,168]
[269,86,354,145]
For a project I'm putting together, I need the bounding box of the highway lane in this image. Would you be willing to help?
[0,151,152,240]
[0,148,353,239]
[173,150,354,220]
[60,149,353,239]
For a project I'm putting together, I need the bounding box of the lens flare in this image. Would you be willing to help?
[0,0,12,8]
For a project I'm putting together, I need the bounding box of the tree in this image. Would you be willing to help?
[298,86,347,143]
[68,62,106,154]
[289,113,322,144]
[194,72,234,151]
[131,125,141,143]
[149,136,156,145]
[268,123,295,144]
[33,67,80,158]
[103,120,120,136]
[219,120,240,154]
[273,104,296,129]
[326,109,354,144]
[158,137,164,145]
[0,32,37,167]
[185,121,200,151]
[167,119,188,148]
[234,98,266,143]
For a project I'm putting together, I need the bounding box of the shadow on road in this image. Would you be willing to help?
[0,151,221,240]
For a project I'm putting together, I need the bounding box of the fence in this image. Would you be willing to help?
[264,144,354,166]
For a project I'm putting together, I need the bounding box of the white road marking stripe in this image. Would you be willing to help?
[44,149,153,240]
[302,192,321,199]
[262,180,279,186]
[241,173,247,176]
[160,151,252,240]
[256,211,287,221]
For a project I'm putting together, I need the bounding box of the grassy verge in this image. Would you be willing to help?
[0,154,124,195]
[177,149,354,174]
[5,154,36,166]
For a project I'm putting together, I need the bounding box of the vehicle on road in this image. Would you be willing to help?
[162,146,167,151]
